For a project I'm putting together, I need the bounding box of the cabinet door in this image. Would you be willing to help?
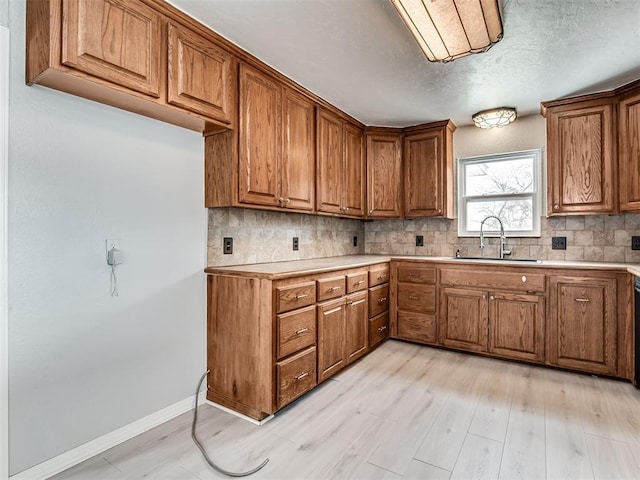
[547,102,615,214]
[343,123,365,216]
[619,90,640,211]
[404,129,444,217]
[488,292,545,363]
[345,292,368,364]
[62,0,161,97]
[316,109,344,214]
[167,22,234,124]
[239,65,281,206]
[281,88,315,211]
[367,133,402,218]
[317,298,346,382]
[439,287,488,352]
[549,276,617,375]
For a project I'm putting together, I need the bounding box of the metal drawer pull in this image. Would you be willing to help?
[377,274,387,280]
[329,286,341,291]
[348,299,366,307]
[295,328,309,335]
[575,298,590,303]
[377,325,387,333]
[324,306,343,315]
[294,372,309,381]
[295,294,308,299]
[378,297,387,304]
[408,294,419,301]
[408,273,418,277]
[354,280,364,285]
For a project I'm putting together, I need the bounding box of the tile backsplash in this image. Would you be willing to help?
[208,209,640,266]
[364,215,640,263]
[208,208,364,266]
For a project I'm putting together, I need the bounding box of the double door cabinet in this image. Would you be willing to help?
[390,261,633,380]
[206,262,389,421]
[27,0,236,132]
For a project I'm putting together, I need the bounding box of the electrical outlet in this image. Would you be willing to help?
[105,238,120,258]
[552,236,567,250]
[223,237,233,254]
[292,237,299,251]
[632,236,640,250]
[353,236,358,247]
[416,235,424,247]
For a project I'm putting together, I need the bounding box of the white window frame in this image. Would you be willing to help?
[457,149,542,237]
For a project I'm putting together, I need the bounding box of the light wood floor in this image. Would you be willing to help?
[51,340,640,480]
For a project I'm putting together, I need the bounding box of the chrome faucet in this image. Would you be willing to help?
[479,215,511,259]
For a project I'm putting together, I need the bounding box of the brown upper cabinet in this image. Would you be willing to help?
[237,64,315,211]
[316,109,365,217]
[167,21,235,125]
[403,121,456,218]
[542,97,616,215]
[27,0,237,132]
[541,78,640,215]
[366,131,403,218]
[618,86,640,212]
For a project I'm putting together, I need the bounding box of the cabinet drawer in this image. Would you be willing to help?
[397,265,436,284]
[397,312,436,344]
[276,281,316,313]
[277,306,316,360]
[369,284,390,317]
[369,311,389,349]
[346,272,368,293]
[317,276,346,301]
[277,346,317,409]
[440,269,545,293]
[397,284,436,313]
[369,265,390,287]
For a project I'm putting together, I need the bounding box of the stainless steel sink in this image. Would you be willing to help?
[450,256,542,263]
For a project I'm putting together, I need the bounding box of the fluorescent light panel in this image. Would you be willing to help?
[391,0,504,63]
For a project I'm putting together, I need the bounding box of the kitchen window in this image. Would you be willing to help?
[458,149,542,237]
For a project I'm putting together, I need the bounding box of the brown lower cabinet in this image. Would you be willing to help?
[548,275,617,375]
[390,260,633,381]
[206,262,388,421]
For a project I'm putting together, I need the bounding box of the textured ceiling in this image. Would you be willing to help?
[168,0,640,127]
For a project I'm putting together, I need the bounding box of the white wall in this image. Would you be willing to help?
[8,2,207,475]
[0,0,7,27]
[453,114,546,159]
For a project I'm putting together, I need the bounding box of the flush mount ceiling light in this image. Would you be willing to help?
[390,0,504,63]
[472,107,517,128]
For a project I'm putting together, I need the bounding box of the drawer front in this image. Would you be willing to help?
[317,276,346,301]
[369,284,390,317]
[277,346,317,409]
[276,281,316,313]
[397,265,436,284]
[277,306,316,360]
[397,312,436,344]
[440,269,545,293]
[369,311,389,349]
[397,284,436,313]
[346,272,368,293]
[369,265,390,287]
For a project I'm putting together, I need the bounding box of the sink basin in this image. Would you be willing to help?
[450,256,542,263]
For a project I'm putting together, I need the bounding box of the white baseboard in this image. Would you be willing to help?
[204,400,274,426]
[10,393,206,480]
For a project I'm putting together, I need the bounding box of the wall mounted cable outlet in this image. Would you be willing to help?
[105,239,120,259]
[223,237,233,254]
[632,236,640,250]
[416,235,424,247]
[292,237,299,251]
[551,236,567,250]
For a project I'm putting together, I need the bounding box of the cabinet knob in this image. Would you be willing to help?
[278,197,285,205]
[521,275,527,283]
[490,295,494,301]
[378,297,387,304]
[553,204,559,210]
[437,209,442,214]
[377,325,387,333]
